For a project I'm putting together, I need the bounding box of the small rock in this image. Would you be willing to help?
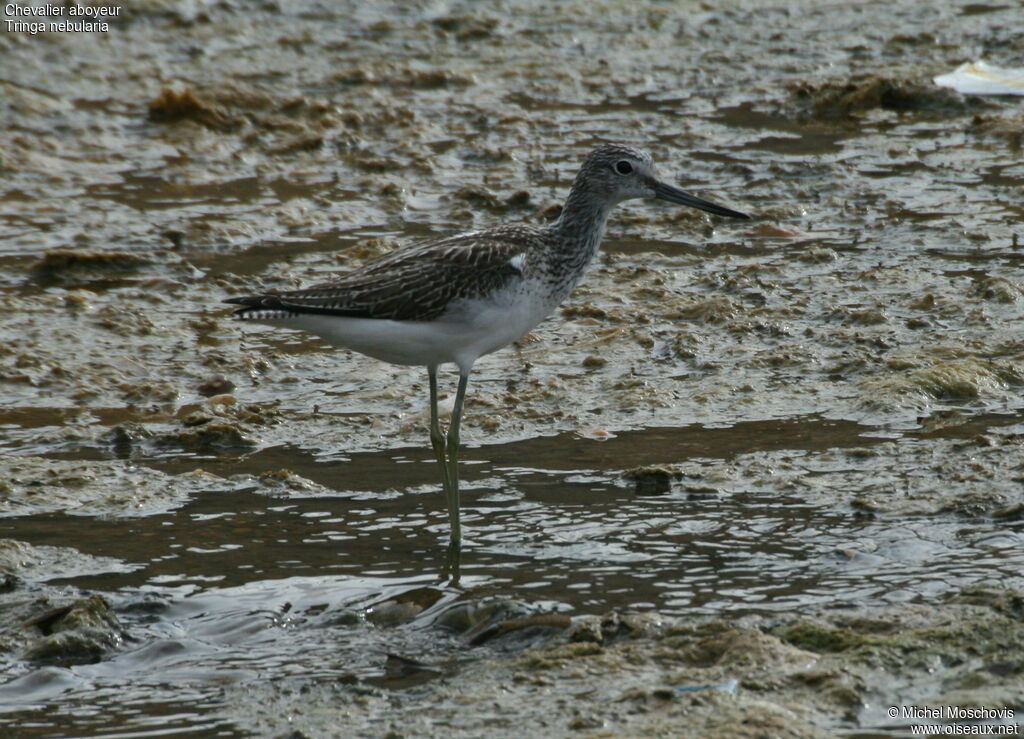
[22,595,125,667]
[568,615,603,644]
[198,374,236,396]
[624,465,674,495]
[103,422,152,448]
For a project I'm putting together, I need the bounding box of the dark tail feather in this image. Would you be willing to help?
[224,295,283,308]
[223,294,291,319]
[223,294,375,320]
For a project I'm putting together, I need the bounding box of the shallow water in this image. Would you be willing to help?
[3,414,1024,735]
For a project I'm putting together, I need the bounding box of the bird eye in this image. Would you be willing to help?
[614,160,633,175]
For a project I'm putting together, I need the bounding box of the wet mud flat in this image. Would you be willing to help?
[1,0,1024,736]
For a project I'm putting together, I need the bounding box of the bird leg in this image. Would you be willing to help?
[427,366,467,546]
[442,538,462,586]
[427,366,453,495]
[444,369,470,546]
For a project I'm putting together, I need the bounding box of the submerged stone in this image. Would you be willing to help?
[21,595,125,667]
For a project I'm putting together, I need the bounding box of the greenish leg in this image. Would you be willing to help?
[427,366,452,496]
[443,538,462,586]
[444,369,470,546]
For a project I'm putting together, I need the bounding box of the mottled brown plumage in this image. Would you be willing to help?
[229,226,537,321]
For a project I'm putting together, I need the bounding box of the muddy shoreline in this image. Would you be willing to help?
[2,0,1023,736]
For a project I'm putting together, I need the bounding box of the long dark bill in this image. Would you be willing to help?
[653,180,750,219]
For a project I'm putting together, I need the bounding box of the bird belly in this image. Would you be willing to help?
[241,284,555,370]
[450,282,557,362]
[257,313,473,367]
[438,283,556,368]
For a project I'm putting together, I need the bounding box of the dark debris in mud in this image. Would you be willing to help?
[788,75,990,120]
[29,249,153,285]
[147,87,242,132]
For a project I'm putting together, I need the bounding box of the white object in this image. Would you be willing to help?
[934,61,1024,96]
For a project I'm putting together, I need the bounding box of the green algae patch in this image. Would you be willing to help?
[952,585,1024,619]
[772,590,1024,678]
[679,625,815,669]
[858,357,1024,412]
[772,621,883,654]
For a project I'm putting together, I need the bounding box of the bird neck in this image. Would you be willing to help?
[547,180,613,269]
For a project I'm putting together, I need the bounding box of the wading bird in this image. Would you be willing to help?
[226,144,749,549]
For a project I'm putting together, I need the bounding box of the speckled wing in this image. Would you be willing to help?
[226,225,538,322]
